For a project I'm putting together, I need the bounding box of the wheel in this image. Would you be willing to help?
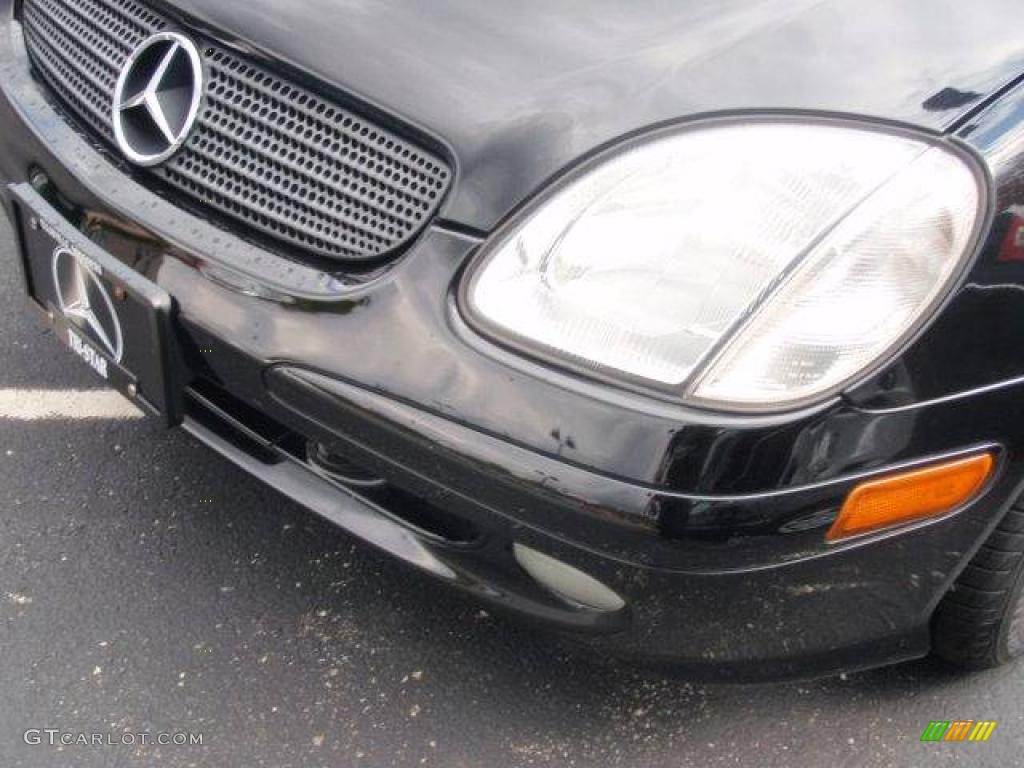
[932,502,1024,668]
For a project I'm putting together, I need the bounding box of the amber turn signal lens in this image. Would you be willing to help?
[827,453,994,542]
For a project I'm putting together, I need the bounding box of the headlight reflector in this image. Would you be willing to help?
[462,119,984,409]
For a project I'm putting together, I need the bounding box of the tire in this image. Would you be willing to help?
[932,502,1024,668]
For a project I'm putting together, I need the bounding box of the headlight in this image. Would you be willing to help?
[460,117,986,410]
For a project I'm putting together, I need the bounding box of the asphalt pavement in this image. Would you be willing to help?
[0,212,1020,768]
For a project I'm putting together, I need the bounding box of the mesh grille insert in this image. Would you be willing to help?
[21,0,453,261]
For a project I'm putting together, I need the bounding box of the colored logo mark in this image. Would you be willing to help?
[921,721,996,742]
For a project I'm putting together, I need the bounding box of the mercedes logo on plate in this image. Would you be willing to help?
[52,246,124,364]
[112,32,204,167]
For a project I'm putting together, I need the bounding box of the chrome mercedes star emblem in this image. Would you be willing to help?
[112,32,204,167]
[52,247,124,364]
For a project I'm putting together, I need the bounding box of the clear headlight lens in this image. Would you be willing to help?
[461,119,984,410]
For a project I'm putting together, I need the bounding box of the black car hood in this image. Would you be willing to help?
[170,0,1023,230]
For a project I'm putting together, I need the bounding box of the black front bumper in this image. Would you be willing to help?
[2,10,1023,680]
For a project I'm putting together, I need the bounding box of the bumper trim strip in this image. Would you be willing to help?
[182,413,458,581]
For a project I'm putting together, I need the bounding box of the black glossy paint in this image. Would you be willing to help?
[154,0,1024,229]
[1,0,1024,677]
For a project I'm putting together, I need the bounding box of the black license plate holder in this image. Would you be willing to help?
[9,183,182,426]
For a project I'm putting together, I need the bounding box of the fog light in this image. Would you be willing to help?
[827,453,994,541]
[513,543,625,612]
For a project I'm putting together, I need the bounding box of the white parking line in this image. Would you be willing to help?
[0,388,144,420]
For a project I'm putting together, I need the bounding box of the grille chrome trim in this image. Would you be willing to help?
[21,0,453,261]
